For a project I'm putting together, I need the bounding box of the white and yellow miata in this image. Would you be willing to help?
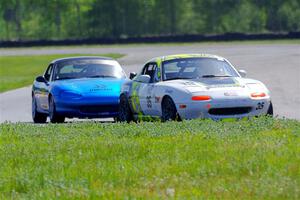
[118,54,273,122]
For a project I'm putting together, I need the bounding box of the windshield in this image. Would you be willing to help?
[54,59,126,80]
[162,58,239,81]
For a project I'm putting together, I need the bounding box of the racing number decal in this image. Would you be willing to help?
[256,102,265,110]
[146,96,152,108]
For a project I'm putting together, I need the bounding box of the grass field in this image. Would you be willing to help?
[0,117,299,199]
[0,53,124,92]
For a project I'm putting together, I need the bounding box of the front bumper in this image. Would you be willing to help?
[177,97,271,120]
[54,95,119,118]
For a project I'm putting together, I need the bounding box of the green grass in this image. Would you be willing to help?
[0,53,124,93]
[0,117,299,199]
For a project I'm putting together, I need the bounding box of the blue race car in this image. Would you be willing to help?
[32,56,127,123]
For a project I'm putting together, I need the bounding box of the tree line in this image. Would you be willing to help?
[0,0,299,41]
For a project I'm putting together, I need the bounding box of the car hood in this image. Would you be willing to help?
[51,78,125,96]
[163,77,267,93]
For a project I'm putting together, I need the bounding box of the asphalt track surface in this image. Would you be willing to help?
[0,43,299,123]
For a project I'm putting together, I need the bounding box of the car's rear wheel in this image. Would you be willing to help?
[161,96,180,122]
[118,94,133,122]
[49,96,65,123]
[32,95,47,123]
[267,101,273,116]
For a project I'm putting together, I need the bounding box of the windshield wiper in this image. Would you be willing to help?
[86,75,116,78]
[201,75,233,78]
[165,77,193,81]
[56,77,77,80]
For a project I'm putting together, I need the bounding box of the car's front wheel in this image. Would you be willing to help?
[118,94,133,122]
[161,96,180,122]
[49,96,65,123]
[32,95,47,123]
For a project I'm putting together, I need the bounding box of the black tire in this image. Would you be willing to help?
[118,94,133,122]
[32,95,47,123]
[49,96,65,123]
[267,101,273,116]
[161,96,180,122]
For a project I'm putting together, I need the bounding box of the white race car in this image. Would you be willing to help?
[118,54,273,122]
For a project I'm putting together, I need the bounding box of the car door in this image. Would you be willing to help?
[138,62,161,116]
[38,64,53,112]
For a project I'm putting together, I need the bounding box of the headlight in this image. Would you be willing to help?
[247,83,268,99]
[251,92,266,98]
[191,95,211,101]
[60,91,82,99]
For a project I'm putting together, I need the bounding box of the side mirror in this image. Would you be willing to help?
[129,72,137,80]
[36,76,46,83]
[135,75,151,83]
[238,70,247,78]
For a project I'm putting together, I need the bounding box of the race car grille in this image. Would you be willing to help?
[80,105,118,114]
[208,107,252,116]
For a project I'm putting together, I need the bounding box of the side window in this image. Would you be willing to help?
[44,64,53,82]
[142,63,159,83]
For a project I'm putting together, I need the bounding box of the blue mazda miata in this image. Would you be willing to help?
[32,56,127,123]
